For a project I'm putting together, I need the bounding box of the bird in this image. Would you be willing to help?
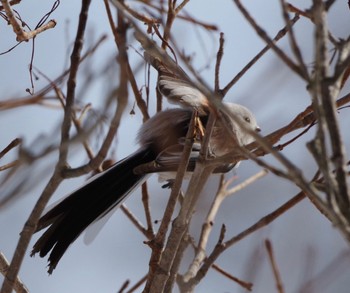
[31,43,261,274]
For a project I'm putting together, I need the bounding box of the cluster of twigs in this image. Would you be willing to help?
[0,0,58,42]
[1,0,349,293]
[1,0,60,94]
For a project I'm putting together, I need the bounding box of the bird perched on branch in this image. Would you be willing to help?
[31,36,261,274]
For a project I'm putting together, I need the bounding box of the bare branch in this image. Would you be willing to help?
[0,138,22,161]
[0,253,28,293]
[233,0,308,80]
[125,274,148,293]
[265,239,285,293]
[120,204,151,239]
[221,14,300,96]
[144,111,198,292]
[214,32,225,93]
[211,264,253,291]
[183,170,267,283]
[0,0,57,42]
[279,0,309,79]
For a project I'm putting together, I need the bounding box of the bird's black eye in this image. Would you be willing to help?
[244,116,251,123]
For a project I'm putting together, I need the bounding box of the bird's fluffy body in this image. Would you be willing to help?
[31,39,260,273]
[31,104,259,273]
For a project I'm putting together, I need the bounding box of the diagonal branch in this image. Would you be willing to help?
[221,14,300,97]
[233,0,309,80]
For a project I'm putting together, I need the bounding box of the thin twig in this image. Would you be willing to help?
[221,14,300,96]
[141,182,154,237]
[0,0,57,42]
[233,0,308,80]
[0,0,21,11]
[125,274,148,293]
[214,32,225,93]
[35,68,97,165]
[225,169,268,195]
[103,0,150,121]
[118,280,130,293]
[0,160,19,171]
[139,0,218,31]
[0,138,22,160]
[265,239,285,293]
[279,0,309,79]
[120,204,150,239]
[211,263,253,291]
[0,253,28,293]
[0,35,107,110]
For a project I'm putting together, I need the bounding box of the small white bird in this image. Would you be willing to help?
[31,40,260,274]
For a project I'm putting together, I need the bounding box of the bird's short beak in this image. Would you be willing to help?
[256,126,261,132]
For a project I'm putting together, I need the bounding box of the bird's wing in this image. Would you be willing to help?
[157,75,209,114]
[136,31,209,114]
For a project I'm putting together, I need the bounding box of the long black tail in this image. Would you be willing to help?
[31,146,155,273]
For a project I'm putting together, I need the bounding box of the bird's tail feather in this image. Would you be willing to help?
[31,146,155,273]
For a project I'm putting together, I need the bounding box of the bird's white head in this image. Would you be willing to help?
[222,102,261,146]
